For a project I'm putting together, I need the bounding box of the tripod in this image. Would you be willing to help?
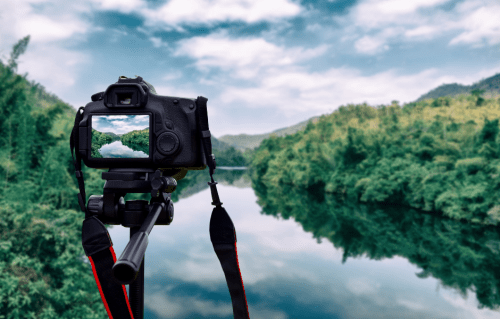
[86,167,178,319]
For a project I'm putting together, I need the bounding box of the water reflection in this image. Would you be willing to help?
[99,141,148,158]
[104,169,500,318]
[253,179,500,311]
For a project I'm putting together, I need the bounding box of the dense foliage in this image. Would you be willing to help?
[120,128,149,146]
[0,37,109,318]
[212,146,247,166]
[0,202,108,318]
[90,129,114,158]
[120,129,149,155]
[250,96,500,225]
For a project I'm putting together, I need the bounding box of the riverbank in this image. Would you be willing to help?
[250,96,500,226]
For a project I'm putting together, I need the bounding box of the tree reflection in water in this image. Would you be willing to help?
[252,179,500,310]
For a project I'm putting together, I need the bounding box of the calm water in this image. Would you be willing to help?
[98,141,148,158]
[102,171,500,319]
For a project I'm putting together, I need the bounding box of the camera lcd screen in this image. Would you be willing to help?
[91,115,150,158]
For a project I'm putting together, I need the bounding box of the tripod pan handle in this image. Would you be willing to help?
[112,202,164,284]
[112,232,148,284]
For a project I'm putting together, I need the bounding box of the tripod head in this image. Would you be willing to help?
[84,168,176,284]
[86,168,176,226]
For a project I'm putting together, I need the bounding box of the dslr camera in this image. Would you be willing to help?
[78,75,209,171]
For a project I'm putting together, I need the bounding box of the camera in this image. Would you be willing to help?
[77,75,207,170]
[72,76,249,319]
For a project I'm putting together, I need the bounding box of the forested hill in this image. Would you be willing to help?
[251,94,500,226]
[217,73,500,152]
[416,73,500,101]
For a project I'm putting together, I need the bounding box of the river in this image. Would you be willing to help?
[104,169,500,319]
[98,141,148,158]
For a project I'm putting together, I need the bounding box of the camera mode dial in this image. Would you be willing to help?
[157,132,180,155]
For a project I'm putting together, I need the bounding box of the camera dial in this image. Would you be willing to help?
[157,132,180,155]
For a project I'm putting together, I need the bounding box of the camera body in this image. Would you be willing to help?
[78,76,207,170]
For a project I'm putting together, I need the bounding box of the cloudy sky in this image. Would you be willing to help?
[93,114,149,134]
[1,0,500,137]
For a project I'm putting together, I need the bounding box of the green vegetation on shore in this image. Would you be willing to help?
[91,129,115,158]
[0,36,109,318]
[120,128,149,146]
[250,95,500,225]
[119,128,149,154]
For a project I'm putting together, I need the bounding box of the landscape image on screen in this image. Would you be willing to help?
[91,115,149,158]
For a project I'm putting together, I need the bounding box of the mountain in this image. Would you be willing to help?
[217,116,321,151]
[211,135,233,152]
[416,73,500,101]
[101,132,120,140]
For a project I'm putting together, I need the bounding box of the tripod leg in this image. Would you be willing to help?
[129,226,145,319]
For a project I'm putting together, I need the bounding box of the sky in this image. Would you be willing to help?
[93,114,149,134]
[1,0,500,137]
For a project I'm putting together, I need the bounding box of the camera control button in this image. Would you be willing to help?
[157,132,179,155]
[165,119,173,130]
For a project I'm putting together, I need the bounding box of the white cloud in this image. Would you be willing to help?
[339,0,500,54]
[450,2,500,46]
[345,277,381,295]
[15,42,91,91]
[140,0,302,29]
[349,0,452,30]
[174,31,329,78]
[145,291,288,319]
[397,299,426,311]
[88,0,145,14]
[144,293,233,318]
[0,0,92,45]
[149,36,166,48]
[354,35,389,54]
[367,0,451,16]
[405,26,438,39]
[441,289,500,319]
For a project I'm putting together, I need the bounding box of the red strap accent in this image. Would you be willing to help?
[234,241,249,316]
[109,246,135,318]
[89,255,114,319]
[89,247,135,319]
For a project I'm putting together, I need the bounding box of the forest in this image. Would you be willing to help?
[120,128,149,146]
[251,93,500,226]
[91,129,115,158]
[120,128,149,155]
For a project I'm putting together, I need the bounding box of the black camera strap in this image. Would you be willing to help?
[70,98,250,319]
[70,106,88,216]
[195,96,250,319]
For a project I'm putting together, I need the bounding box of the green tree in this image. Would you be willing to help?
[0,37,109,318]
[6,35,30,72]
[471,89,485,106]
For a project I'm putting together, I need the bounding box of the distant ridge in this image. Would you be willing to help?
[217,116,320,151]
[101,132,121,140]
[416,73,500,101]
